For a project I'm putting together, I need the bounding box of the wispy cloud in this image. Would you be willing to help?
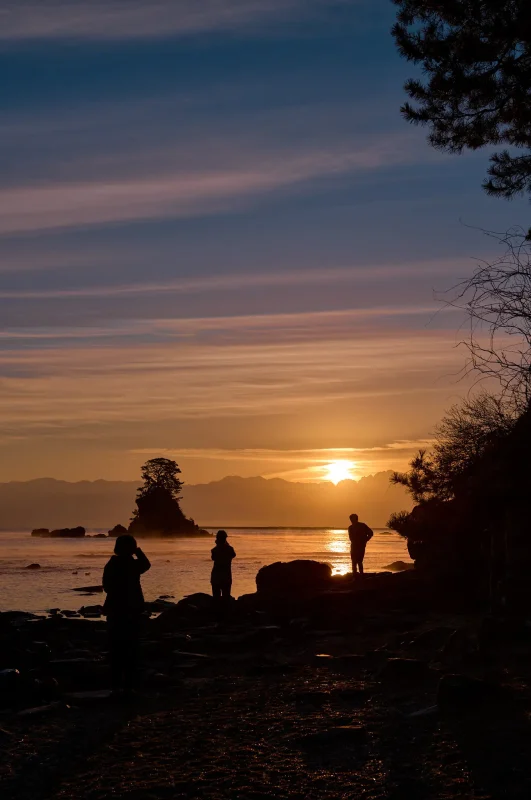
[129,441,438,481]
[130,442,436,464]
[0,0,350,41]
[0,137,421,236]
[0,259,464,299]
[0,306,463,349]
[0,329,470,433]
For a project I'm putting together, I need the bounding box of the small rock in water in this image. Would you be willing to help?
[25,563,41,570]
[383,561,415,572]
[72,585,103,593]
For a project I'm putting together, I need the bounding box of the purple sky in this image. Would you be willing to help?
[0,0,528,483]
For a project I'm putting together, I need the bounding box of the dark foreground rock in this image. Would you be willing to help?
[2,598,531,800]
[383,560,415,571]
[379,657,433,682]
[71,585,103,593]
[437,673,508,711]
[256,559,332,595]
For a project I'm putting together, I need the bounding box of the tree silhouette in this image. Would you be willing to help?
[448,228,531,406]
[129,458,201,537]
[137,457,183,501]
[390,393,516,504]
[392,1,531,200]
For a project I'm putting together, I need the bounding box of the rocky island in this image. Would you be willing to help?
[31,527,86,538]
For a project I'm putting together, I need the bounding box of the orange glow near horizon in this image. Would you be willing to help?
[323,460,357,484]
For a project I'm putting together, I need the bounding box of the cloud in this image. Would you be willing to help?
[130,442,436,464]
[0,305,462,349]
[129,442,436,480]
[0,136,422,236]
[0,0,350,41]
[0,327,469,433]
[0,259,464,299]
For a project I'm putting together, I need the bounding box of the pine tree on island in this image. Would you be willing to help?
[128,458,208,538]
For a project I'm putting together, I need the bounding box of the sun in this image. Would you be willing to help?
[323,460,356,484]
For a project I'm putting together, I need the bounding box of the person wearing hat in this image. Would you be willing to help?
[211,530,236,601]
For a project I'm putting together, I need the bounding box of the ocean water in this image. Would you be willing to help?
[0,528,411,613]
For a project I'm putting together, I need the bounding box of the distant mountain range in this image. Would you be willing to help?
[0,472,411,530]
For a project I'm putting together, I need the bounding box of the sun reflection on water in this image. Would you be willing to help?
[324,528,351,575]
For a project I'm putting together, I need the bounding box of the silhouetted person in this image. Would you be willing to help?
[348,513,373,578]
[211,530,236,601]
[102,534,151,695]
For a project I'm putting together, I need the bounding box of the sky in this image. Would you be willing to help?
[0,0,529,485]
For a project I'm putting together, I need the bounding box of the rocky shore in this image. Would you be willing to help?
[1,563,531,799]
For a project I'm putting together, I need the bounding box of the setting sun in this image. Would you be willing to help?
[323,460,357,484]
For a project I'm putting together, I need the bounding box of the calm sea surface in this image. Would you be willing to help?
[0,528,411,613]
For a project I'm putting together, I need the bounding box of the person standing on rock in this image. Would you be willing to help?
[348,513,373,579]
[102,534,151,696]
[211,530,236,601]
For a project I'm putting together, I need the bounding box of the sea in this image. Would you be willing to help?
[0,528,411,614]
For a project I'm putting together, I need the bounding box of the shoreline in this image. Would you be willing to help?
[0,530,412,615]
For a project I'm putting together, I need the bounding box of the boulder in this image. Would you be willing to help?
[479,615,531,652]
[78,605,103,617]
[65,689,113,703]
[31,529,49,537]
[437,673,506,711]
[378,657,432,682]
[401,627,456,652]
[49,527,86,538]
[48,658,107,688]
[383,561,415,572]
[25,563,41,570]
[17,702,63,717]
[256,560,332,596]
[108,524,127,537]
[153,593,214,632]
[144,598,176,613]
[0,669,21,691]
[0,611,40,622]
[440,628,480,663]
